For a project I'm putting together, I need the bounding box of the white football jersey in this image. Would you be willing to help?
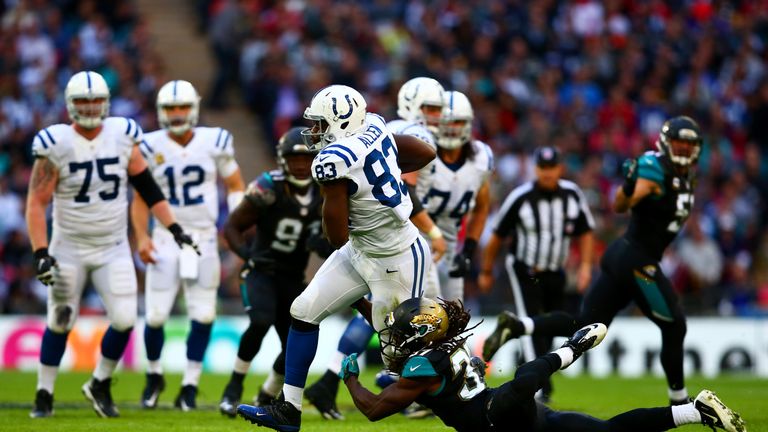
[31,117,141,247]
[141,126,238,231]
[311,113,418,257]
[416,140,494,244]
[386,119,436,149]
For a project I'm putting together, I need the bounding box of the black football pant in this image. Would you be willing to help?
[237,271,305,374]
[530,238,688,391]
[487,354,676,432]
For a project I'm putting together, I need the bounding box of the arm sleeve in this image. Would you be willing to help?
[407,183,424,216]
[243,172,276,208]
[214,128,239,178]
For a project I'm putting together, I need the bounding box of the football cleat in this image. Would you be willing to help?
[30,389,53,418]
[254,390,277,407]
[560,323,607,368]
[482,311,525,361]
[219,381,243,418]
[305,381,343,420]
[694,390,746,432]
[237,400,301,432]
[174,385,197,411]
[403,402,434,419]
[82,378,119,418]
[141,373,165,409]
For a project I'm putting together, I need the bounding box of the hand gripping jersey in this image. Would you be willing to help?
[141,127,239,231]
[402,345,489,432]
[624,151,695,260]
[311,113,418,257]
[244,170,323,274]
[31,117,142,247]
[386,119,437,150]
[416,140,494,245]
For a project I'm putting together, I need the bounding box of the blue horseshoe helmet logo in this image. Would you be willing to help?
[331,94,354,120]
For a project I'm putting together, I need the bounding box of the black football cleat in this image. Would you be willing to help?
[305,381,343,420]
[82,378,119,418]
[483,311,525,361]
[30,389,53,418]
[174,385,198,411]
[237,400,301,432]
[694,390,746,432]
[560,323,607,368]
[219,381,243,418]
[141,373,165,409]
[254,389,277,407]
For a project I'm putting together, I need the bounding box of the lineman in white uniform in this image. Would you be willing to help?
[236,84,436,431]
[27,71,198,419]
[418,90,493,301]
[131,80,245,411]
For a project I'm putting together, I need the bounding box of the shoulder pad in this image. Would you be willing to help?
[213,127,234,152]
[400,123,435,148]
[244,172,277,207]
[31,126,60,158]
[122,117,144,143]
[312,144,357,182]
[637,154,665,184]
[473,140,494,172]
[401,355,439,379]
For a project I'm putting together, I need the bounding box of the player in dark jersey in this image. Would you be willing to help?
[483,116,703,405]
[340,298,745,432]
[218,127,332,417]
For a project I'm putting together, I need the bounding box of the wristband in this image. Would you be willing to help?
[621,181,635,197]
[463,238,478,256]
[227,191,245,211]
[33,248,49,260]
[428,225,443,240]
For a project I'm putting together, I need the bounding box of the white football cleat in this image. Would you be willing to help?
[561,323,607,366]
[694,390,746,432]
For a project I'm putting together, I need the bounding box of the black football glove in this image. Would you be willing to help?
[168,223,200,255]
[33,248,57,286]
[449,238,478,278]
[621,158,638,197]
[240,256,277,279]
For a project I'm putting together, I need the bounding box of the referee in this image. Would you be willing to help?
[478,146,595,401]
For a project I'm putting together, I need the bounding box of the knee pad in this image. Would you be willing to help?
[47,305,75,333]
[289,295,312,323]
[145,307,169,328]
[189,304,216,325]
[111,310,137,332]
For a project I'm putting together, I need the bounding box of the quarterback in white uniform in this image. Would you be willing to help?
[131,80,245,410]
[236,85,436,431]
[418,91,493,301]
[26,71,198,419]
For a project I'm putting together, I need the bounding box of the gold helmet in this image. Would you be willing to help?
[380,297,449,365]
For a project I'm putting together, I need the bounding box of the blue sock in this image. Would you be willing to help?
[284,324,319,388]
[186,320,213,362]
[338,316,375,356]
[40,328,69,366]
[101,326,132,361]
[144,325,164,361]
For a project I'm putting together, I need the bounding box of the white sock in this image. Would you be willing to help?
[147,360,163,375]
[38,364,58,393]
[262,369,285,397]
[671,403,701,426]
[327,351,346,375]
[93,357,118,381]
[521,317,534,335]
[182,360,203,386]
[283,384,303,410]
[669,387,689,403]
[233,357,251,375]
[553,347,575,369]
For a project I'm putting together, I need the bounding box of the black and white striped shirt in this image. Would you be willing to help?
[494,179,595,271]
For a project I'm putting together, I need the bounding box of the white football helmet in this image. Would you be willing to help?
[156,80,200,136]
[396,77,444,133]
[65,71,110,129]
[301,85,367,150]
[437,91,473,150]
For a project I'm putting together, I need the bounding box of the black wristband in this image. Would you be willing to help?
[462,238,478,257]
[622,181,636,197]
[129,168,166,207]
[33,248,49,260]
[168,223,183,237]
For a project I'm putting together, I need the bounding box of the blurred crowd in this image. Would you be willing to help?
[1,0,767,317]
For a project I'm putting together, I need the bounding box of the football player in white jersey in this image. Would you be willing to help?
[131,80,245,411]
[418,90,493,301]
[303,76,451,420]
[26,71,198,419]
[237,84,436,431]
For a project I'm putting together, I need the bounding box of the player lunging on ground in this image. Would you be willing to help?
[27,71,198,418]
[340,298,746,432]
[236,84,435,431]
[133,80,245,410]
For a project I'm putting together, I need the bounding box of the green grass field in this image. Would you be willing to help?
[0,371,765,431]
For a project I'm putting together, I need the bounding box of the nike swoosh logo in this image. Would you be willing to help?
[386,269,398,274]
[256,412,267,416]
[409,365,421,372]
[317,155,331,163]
